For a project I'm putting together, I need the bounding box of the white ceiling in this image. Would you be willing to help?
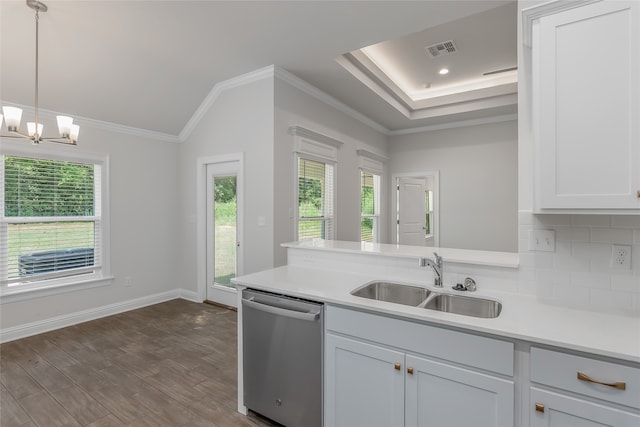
[0,1,516,137]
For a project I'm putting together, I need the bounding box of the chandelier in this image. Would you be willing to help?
[0,0,79,145]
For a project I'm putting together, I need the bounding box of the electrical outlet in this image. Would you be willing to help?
[528,229,556,252]
[124,276,133,287]
[611,245,632,270]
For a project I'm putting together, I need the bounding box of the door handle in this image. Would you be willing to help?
[242,298,320,322]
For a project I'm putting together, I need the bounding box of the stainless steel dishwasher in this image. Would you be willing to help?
[242,288,323,427]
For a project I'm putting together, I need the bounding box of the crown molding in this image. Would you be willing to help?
[0,101,180,143]
[387,113,517,136]
[178,65,276,142]
[334,54,412,119]
[274,66,390,135]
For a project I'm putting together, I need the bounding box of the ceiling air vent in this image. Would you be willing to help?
[425,40,458,58]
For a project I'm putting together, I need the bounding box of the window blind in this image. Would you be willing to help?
[1,155,102,285]
[361,170,380,243]
[298,157,334,240]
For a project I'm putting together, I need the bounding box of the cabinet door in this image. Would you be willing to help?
[325,333,405,427]
[535,1,640,210]
[531,388,640,427]
[405,354,514,427]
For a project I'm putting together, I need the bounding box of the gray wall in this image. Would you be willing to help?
[1,123,180,329]
[388,120,518,252]
[178,77,275,291]
[274,77,388,266]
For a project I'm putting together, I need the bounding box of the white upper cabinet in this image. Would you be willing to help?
[530,0,640,212]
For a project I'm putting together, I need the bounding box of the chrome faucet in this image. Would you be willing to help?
[420,252,443,288]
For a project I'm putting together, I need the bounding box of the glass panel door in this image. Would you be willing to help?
[206,160,242,307]
[213,175,237,286]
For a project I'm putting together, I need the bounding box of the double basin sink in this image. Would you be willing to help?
[351,281,502,319]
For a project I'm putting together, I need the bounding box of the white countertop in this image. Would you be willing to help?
[282,240,520,268]
[233,264,640,364]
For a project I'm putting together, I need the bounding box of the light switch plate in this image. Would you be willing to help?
[529,229,556,252]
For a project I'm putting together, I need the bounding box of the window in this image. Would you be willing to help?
[425,189,433,237]
[297,156,335,240]
[360,170,380,243]
[1,150,108,293]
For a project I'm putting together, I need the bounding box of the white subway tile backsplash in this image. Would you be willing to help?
[571,271,611,289]
[611,215,640,227]
[554,285,591,308]
[590,289,634,312]
[555,240,571,256]
[556,227,590,242]
[519,212,640,313]
[534,214,572,227]
[570,242,592,258]
[553,254,591,272]
[590,227,634,244]
[535,269,571,285]
[572,215,611,227]
[611,273,640,292]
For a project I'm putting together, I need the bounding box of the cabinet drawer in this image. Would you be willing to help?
[531,347,640,409]
[326,305,513,376]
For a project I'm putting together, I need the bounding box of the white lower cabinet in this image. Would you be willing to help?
[405,354,514,427]
[325,333,405,427]
[530,388,640,427]
[530,347,640,427]
[324,306,514,427]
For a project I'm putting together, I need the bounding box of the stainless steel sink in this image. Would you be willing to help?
[351,281,502,319]
[422,293,502,319]
[351,281,431,307]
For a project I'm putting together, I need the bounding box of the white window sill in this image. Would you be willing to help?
[0,274,114,304]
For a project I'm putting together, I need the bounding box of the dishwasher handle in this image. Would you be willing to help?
[243,297,321,322]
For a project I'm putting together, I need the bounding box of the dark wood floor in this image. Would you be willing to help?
[0,299,280,427]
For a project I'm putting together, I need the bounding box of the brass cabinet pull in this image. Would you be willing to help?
[577,372,626,390]
[535,403,545,413]
[407,367,414,375]
[394,363,401,371]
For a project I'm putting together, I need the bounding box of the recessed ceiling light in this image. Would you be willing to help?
[439,68,449,75]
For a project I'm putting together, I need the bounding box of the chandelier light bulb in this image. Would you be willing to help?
[70,124,80,142]
[27,122,44,137]
[2,106,22,131]
[56,115,73,137]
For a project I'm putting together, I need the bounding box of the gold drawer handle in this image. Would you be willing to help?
[394,362,401,371]
[535,403,545,413]
[577,372,626,390]
[407,367,414,375]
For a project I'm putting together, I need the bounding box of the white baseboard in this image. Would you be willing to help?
[0,288,200,343]
[179,288,203,303]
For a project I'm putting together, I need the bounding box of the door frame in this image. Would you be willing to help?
[391,171,439,247]
[197,153,244,304]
